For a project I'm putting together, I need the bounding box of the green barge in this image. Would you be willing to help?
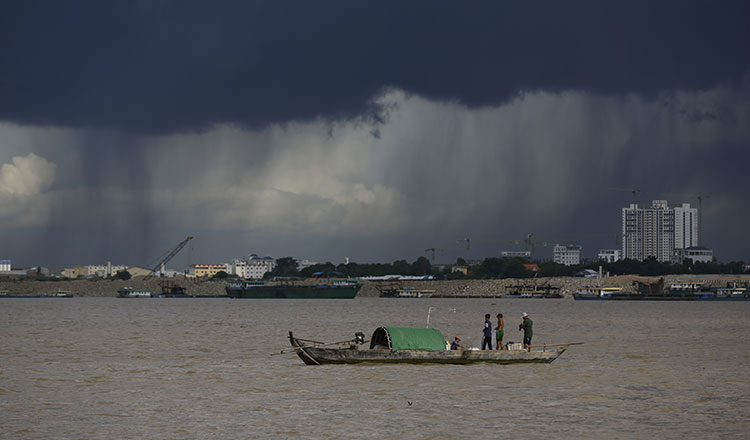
[225,280,362,299]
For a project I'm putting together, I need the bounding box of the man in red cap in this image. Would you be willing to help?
[450,336,462,350]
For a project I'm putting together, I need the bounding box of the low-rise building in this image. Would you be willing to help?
[84,262,128,278]
[500,251,532,258]
[673,246,713,264]
[189,264,228,278]
[0,259,10,272]
[554,244,582,266]
[62,266,85,279]
[296,259,318,271]
[598,249,622,263]
[452,265,468,275]
[246,255,275,279]
[228,259,248,278]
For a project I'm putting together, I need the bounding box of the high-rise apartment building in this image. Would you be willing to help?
[622,200,698,262]
[673,203,699,250]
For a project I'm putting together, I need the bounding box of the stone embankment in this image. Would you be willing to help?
[1,274,746,298]
[0,278,229,297]
[360,274,749,298]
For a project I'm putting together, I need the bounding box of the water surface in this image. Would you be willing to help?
[1,298,748,439]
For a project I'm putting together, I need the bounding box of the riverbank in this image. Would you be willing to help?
[1,274,748,298]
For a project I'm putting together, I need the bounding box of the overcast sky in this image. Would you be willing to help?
[1,1,749,268]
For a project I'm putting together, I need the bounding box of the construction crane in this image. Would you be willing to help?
[608,187,641,204]
[145,236,194,279]
[424,248,448,263]
[456,238,471,250]
[507,233,551,256]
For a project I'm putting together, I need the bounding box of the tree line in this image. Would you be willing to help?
[264,256,748,280]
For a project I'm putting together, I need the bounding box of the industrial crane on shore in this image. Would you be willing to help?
[424,248,448,263]
[456,238,471,250]
[144,236,194,280]
[507,233,552,256]
[608,187,641,204]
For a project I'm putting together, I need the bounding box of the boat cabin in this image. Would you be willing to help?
[368,327,447,351]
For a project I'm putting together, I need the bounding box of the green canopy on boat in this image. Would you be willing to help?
[369,327,446,351]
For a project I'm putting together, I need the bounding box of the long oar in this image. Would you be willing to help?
[271,338,370,355]
[531,342,585,348]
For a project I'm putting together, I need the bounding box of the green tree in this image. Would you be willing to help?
[411,256,432,276]
[392,260,411,275]
[113,270,132,280]
[267,257,300,278]
[210,270,232,280]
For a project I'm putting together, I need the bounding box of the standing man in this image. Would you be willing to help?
[495,313,504,350]
[482,314,493,350]
[519,312,533,352]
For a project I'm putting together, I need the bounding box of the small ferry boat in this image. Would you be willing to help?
[287,327,568,365]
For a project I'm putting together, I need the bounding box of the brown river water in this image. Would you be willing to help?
[1,297,748,439]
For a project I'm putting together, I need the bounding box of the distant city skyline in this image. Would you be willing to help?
[1,2,748,267]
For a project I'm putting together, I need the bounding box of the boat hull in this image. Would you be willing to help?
[289,334,565,365]
[227,284,361,299]
[573,293,750,301]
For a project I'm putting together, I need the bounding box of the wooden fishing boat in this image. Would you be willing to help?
[287,327,567,365]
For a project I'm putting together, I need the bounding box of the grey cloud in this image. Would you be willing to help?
[0,1,748,134]
[3,83,747,267]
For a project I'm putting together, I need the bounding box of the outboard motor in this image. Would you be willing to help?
[354,332,365,344]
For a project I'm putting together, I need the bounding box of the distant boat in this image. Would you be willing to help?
[504,283,563,299]
[572,286,624,300]
[47,289,72,298]
[287,327,567,365]
[573,283,750,301]
[0,288,73,298]
[379,287,436,298]
[226,279,362,299]
[117,287,153,298]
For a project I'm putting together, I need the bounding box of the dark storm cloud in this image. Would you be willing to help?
[1,1,748,134]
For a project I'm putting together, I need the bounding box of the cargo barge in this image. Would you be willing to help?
[573,282,750,301]
[226,280,362,299]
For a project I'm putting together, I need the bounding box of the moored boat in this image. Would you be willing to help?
[226,279,362,299]
[573,282,750,301]
[287,327,567,365]
[117,287,153,298]
[394,288,435,298]
[573,286,624,300]
[46,289,73,297]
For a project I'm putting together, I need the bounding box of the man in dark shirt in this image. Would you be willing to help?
[450,336,462,350]
[519,312,533,351]
[482,314,493,350]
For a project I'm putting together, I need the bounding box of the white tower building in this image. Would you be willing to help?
[622,200,698,262]
[673,203,699,249]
